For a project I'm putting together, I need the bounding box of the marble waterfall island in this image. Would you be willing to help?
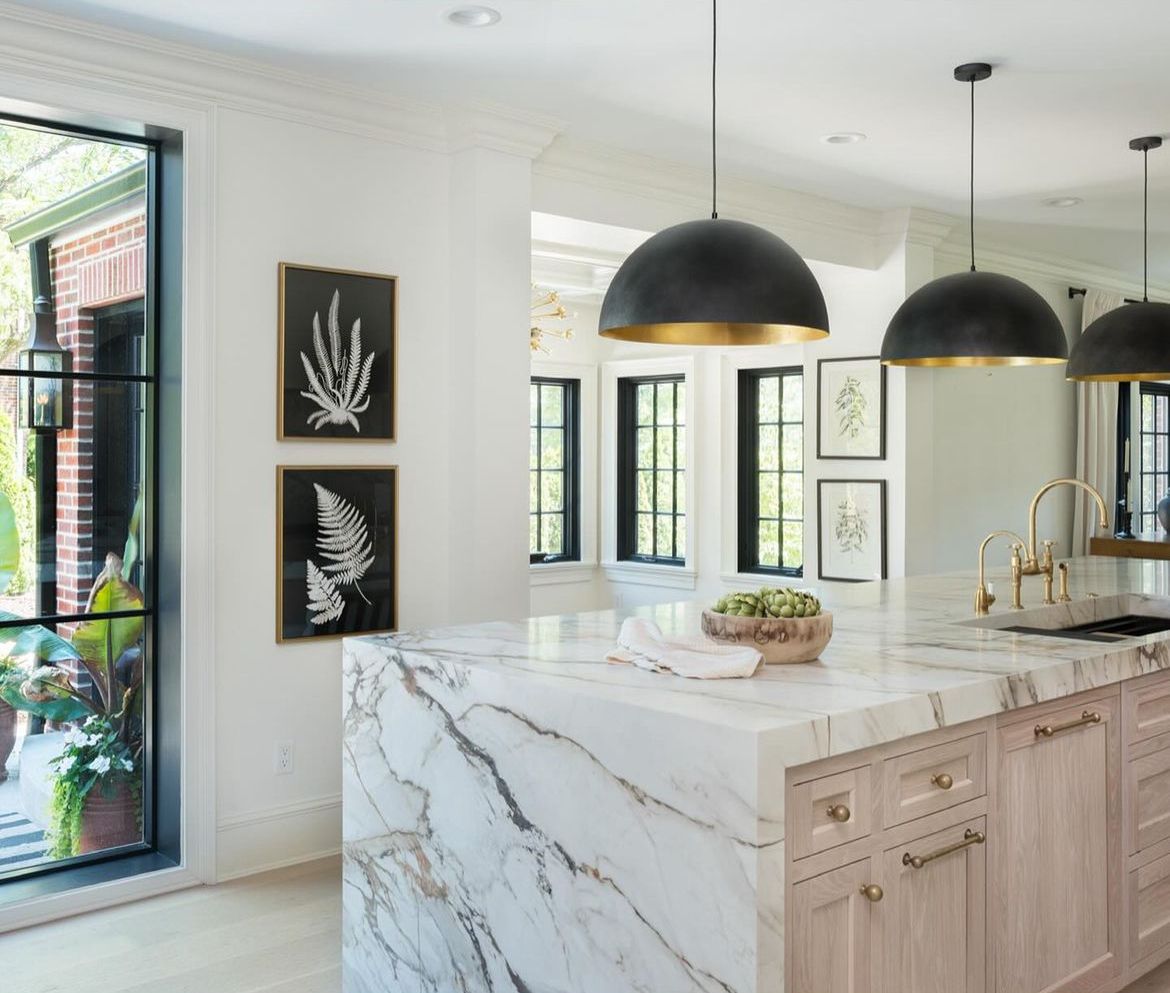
[342,557,1170,993]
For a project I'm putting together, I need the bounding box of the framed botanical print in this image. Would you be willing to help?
[277,465,397,642]
[278,263,397,441]
[817,479,887,582]
[817,356,886,460]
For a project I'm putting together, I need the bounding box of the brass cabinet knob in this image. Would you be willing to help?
[931,772,954,791]
[826,804,851,823]
[860,883,884,902]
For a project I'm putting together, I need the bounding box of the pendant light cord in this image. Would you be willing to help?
[1143,145,1149,302]
[968,78,975,272]
[711,0,718,220]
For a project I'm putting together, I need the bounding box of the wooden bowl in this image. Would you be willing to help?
[701,609,833,664]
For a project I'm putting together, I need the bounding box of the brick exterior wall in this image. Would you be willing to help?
[48,208,145,616]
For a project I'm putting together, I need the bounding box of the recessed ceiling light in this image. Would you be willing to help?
[1042,196,1083,208]
[821,132,867,145]
[446,5,501,27]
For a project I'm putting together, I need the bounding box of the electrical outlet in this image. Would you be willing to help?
[275,740,294,775]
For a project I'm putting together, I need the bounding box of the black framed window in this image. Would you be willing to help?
[617,375,686,565]
[530,377,579,563]
[1138,383,1170,533]
[738,367,803,575]
[0,112,181,900]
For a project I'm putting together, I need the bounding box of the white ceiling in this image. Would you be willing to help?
[27,0,1170,279]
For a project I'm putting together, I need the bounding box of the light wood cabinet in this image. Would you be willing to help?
[874,816,986,993]
[790,858,875,993]
[1129,849,1170,969]
[786,678,1170,993]
[993,692,1121,993]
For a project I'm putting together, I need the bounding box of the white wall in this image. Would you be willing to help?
[908,256,1081,576]
[213,111,535,878]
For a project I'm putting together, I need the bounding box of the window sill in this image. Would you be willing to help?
[719,571,808,588]
[602,561,698,590]
[530,561,597,586]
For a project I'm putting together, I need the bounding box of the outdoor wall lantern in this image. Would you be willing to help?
[19,295,72,431]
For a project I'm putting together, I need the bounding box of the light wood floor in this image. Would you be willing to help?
[0,857,340,993]
[1,854,1169,992]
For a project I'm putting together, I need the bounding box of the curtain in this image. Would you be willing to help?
[1071,288,1126,555]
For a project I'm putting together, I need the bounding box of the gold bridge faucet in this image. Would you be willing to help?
[1023,478,1109,605]
[975,478,1109,615]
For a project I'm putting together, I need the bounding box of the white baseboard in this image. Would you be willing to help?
[216,793,341,882]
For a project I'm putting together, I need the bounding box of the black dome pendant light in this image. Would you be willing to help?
[1067,137,1170,381]
[880,64,1068,367]
[597,0,829,346]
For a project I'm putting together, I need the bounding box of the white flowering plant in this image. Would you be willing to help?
[46,714,137,858]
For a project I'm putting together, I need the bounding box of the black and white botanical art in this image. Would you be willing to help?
[301,292,375,433]
[279,264,396,441]
[277,466,397,641]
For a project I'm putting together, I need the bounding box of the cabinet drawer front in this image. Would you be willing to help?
[1125,671,1170,746]
[881,733,986,829]
[1129,741,1170,854]
[790,858,875,993]
[875,815,986,993]
[1131,850,1170,968]
[791,766,872,861]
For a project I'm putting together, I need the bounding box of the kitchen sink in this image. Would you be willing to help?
[958,594,1170,642]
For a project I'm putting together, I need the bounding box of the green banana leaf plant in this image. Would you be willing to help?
[0,483,145,758]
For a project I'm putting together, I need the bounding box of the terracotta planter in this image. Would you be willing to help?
[0,700,14,783]
[77,780,139,854]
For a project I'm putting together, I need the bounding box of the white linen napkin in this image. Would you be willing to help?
[606,617,763,679]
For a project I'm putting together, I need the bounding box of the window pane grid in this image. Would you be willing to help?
[1139,386,1170,534]
[530,378,578,563]
[739,368,803,575]
[620,376,685,564]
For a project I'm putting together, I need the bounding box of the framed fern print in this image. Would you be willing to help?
[817,479,886,583]
[816,356,885,460]
[278,263,397,441]
[277,465,398,642]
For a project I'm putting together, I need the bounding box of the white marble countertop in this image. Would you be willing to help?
[355,556,1170,768]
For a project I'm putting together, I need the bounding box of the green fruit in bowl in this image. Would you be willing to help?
[710,586,821,618]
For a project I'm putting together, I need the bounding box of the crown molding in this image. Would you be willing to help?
[880,207,958,250]
[0,2,562,158]
[534,136,887,269]
[531,238,622,302]
[933,236,1170,303]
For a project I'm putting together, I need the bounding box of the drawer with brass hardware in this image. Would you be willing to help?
[790,765,872,861]
[1127,735,1170,855]
[1125,670,1170,746]
[880,732,987,829]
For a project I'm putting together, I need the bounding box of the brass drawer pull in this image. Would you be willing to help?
[1034,710,1101,739]
[859,883,884,902]
[902,829,985,869]
[931,772,954,790]
[826,804,852,823]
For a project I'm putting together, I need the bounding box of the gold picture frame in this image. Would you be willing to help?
[277,262,398,442]
[276,464,399,643]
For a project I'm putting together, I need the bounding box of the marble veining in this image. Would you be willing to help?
[343,557,1170,992]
